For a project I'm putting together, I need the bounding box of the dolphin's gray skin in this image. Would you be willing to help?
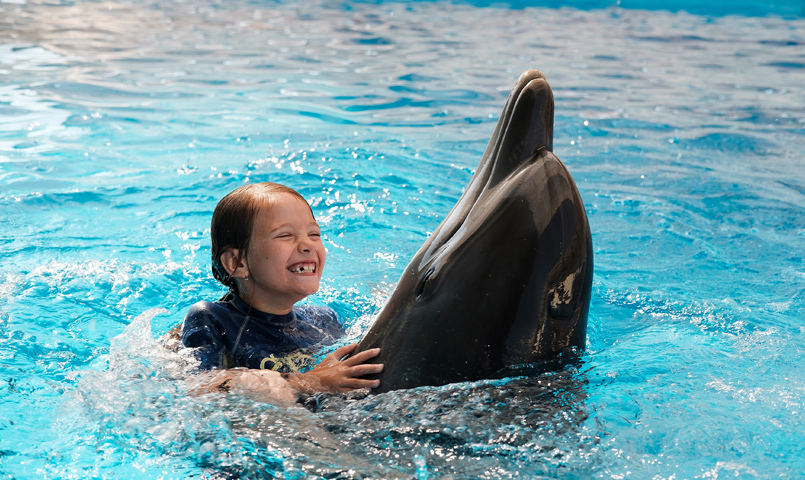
[354,70,593,393]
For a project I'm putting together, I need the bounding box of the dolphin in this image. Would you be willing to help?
[353,70,593,394]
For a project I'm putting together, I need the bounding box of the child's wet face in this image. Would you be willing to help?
[243,193,325,312]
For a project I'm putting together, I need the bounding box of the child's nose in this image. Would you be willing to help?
[298,236,315,252]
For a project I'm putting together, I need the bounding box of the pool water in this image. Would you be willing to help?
[1,0,804,478]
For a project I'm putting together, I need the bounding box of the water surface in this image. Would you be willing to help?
[1,0,804,478]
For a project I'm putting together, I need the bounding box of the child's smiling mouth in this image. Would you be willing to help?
[288,262,316,274]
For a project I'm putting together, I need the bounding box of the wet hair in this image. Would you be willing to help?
[210,182,314,296]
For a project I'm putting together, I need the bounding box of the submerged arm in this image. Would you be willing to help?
[186,344,383,402]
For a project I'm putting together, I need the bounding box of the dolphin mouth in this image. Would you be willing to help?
[415,69,554,271]
[414,266,435,300]
[481,69,554,186]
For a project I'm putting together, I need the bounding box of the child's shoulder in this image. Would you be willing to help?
[184,298,231,321]
[294,303,337,319]
[294,304,343,332]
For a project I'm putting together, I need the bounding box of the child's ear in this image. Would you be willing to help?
[220,249,249,279]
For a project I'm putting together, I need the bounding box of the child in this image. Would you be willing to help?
[181,182,383,400]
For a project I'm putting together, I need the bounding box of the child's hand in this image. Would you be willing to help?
[288,343,383,393]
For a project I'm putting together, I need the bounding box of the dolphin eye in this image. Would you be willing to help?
[415,267,435,299]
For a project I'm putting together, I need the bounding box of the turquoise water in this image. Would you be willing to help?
[1,0,804,478]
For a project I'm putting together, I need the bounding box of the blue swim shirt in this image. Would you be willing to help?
[181,292,344,372]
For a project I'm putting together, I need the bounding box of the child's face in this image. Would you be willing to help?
[243,193,326,312]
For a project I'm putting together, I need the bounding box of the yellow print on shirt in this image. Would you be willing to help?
[259,351,316,372]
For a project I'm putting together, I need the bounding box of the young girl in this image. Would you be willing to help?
[181,182,383,400]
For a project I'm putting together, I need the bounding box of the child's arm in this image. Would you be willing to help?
[186,344,383,401]
[284,343,383,393]
[187,368,304,403]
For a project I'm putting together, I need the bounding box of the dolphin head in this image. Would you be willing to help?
[356,70,593,393]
